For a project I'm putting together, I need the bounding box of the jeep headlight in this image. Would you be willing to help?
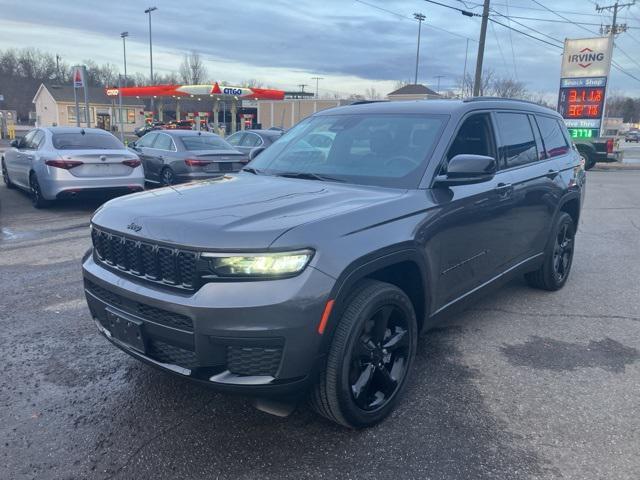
[202,249,314,277]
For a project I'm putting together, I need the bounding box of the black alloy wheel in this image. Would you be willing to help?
[525,212,575,291]
[161,167,176,186]
[310,280,417,428]
[350,304,411,411]
[29,173,49,209]
[552,221,574,283]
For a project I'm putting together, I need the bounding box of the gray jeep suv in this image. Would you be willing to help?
[82,99,585,428]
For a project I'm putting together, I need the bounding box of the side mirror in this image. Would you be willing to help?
[434,154,497,187]
[10,138,20,148]
[248,146,266,161]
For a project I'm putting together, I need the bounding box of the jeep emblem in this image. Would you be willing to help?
[127,222,142,232]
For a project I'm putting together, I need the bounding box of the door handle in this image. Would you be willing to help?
[494,183,513,198]
[546,169,559,178]
[25,155,34,160]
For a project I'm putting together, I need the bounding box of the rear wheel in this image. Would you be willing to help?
[2,159,15,189]
[160,167,176,186]
[29,173,50,209]
[310,280,417,428]
[579,151,596,171]
[525,212,575,291]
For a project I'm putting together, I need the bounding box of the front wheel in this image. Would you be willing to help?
[525,212,575,291]
[2,159,15,189]
[310,280,417,428]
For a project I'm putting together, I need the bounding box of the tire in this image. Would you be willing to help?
[525,212,575,291]
[2,158,15,189]
[160,167,176,186]
[29,173,51,209]
[579,151,596,171]
[310,280,417,428]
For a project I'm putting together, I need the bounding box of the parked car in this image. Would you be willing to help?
[83,99,585,428]
[225,129,284,156]
[128,130,247,186]
[624,131,640,143]
[2,127,144,208]
[134,122,165,137]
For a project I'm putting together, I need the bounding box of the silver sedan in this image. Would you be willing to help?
[2,127,144,208]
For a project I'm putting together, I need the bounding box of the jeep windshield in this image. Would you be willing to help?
[246,114,446,188]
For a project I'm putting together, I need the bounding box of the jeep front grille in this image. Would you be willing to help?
[91,227,198,290]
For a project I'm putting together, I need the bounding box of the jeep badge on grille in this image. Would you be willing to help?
[127,222,142,232]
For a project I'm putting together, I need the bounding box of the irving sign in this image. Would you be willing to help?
[560,37,613,78]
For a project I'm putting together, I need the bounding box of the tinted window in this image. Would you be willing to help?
[180,135,235,151]
[240,133,262,147]
[20,131,36,149]
[137,132,157,147]
[52,132,123,150]
[496,113,538,168]
[249,114,446,188]
[226,132,243,145]
[537,116,570,158]
[153,134,174,151]
[447,114,494,160]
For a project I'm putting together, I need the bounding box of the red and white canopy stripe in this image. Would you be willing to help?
[105,82,285,100]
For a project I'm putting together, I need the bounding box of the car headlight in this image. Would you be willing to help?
[201,249,314,278]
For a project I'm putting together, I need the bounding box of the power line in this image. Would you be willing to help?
[457,0,613,18]
[505,0,518,80]
[489,8,564,45]
[354,0,477,41]
[529,0,600,35]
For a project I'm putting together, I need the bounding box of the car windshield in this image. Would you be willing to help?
[52,133,123,150]
[180,135,235,151]
[248,114,446,188]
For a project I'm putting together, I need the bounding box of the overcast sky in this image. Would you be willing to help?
[1,0,640,97]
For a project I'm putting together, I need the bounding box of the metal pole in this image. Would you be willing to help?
[73,83,80,127]
[121,32,129,86]
[414,13,426,84]
[145,7,157,119]
[311,77,324,99]
[82,66,90,127]
[118,74,124,142]
[473,0,491,97]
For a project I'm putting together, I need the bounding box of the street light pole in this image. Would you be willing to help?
[145,6,157,120]
[311,76,324,99]
[413,13,426,85]
[120,31,129,85]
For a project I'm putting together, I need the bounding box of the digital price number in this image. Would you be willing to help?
[558,87,605,119]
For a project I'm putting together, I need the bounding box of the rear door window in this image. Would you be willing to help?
[153,134,174,151]
[137,132,157,148]
[536,115,570,158]
[496,112,538,168]
[226,132,244,146]
[240,133,262,147]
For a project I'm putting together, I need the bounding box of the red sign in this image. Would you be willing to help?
[73,67,84,88]
[558,87,605,119]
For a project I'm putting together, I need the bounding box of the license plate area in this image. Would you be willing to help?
[105,310,146,353]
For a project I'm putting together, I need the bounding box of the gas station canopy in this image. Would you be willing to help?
[105,83,285,100]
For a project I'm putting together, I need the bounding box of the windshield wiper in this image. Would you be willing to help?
[275,171,345,182]
[241,167,262,175]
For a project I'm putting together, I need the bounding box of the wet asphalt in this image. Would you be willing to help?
[1,170,639,480]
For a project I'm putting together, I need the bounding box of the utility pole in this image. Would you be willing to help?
[435,75,445,94]
[473,0,490,97]
[596,1,635,36]
[297,84,308,94]
[311,77,324,99]
[413,13,426,84]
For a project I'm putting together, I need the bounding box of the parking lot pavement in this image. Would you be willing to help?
[1,171,639,480]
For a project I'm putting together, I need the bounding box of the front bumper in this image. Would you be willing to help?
[82,253,335,395]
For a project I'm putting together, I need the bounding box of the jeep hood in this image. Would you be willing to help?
[91,173,405,249]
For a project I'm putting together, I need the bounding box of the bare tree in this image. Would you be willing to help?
[393,80,410,90]
[364,87,381,100]
[489,77,527,98]
[241,78,264,88]
[179,51,208,84]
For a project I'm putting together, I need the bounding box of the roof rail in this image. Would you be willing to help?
[463,96,547,107]
[350,100,389,105]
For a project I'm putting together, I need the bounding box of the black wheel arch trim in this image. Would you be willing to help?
[319,244,432,351]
